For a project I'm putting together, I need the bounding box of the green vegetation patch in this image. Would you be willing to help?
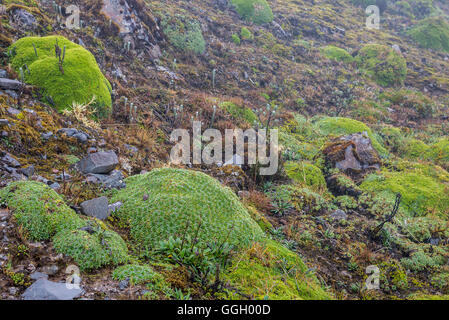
[230,0,274,25]
[0,181,84,241]
[8,36,112,115]
[220,101,257,124]
[320,45,354,63]
[360,169,449,217]
[161,15,206,54]
[53,228,129,271]
[284,161,327,191]
[222,239,331,300]
[109,168,265,256]
[112,264,163,285]
[314,116,387,156]
[355,44,407,87]
[0,181,128,271]
[408,17,449,52]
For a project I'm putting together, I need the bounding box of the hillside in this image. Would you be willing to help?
[0,0,448,300]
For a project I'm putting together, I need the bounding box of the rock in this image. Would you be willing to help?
[19,165,35,177]
[41,265,59,276]
[392,44,401,54]
[30,272,49,281]
[1,151,21,167]
[0,119,9,127]
[330,209,347,221]
[41,132,53,140]
[5,90,19,99]
[77,151,119,174]
[22,278,83,300]
[73,132,88,143]
[108,201,123,214]
[0,78,22,91]
[86,170,125,189]
[12,8,36,29]
[58,128,78,137]
[0,70,7,78]
[323,132,380,178]
[7,107,21,116]
[80,196,110,220]
[49,182,60,190]
[124,144,138,154]
[9,287,18,295]
[118,279,129,290]
[215,0,228,10]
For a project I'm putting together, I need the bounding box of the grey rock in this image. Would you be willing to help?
[30,272,49,281]
[41,265,59,276]
[430,238,440,246]
[9,287,18,295]
[330,209,347,221]
[5,90,19,99]
[118,279,129,290]
[0,119,9,127]
[1,131,8,137]
[1,152,21,167]
[49,182,61,190]
[58,128,78,137]
[12,8,36,29]
[80,196,110,220]
[0,78,22,91]
[7,107,21,116]
[0,70,7,78]
[22,278,83,300]
[41,132,53,140]
[88,170,125,189]
[73,132,88,143]
[124,144,138,154]
[20,165,35,177]
[77,151,119,174]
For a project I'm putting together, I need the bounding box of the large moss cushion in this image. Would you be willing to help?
[109,168,265,256]
[8,36,112,115]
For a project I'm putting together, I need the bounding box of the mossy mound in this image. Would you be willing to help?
[161,15,206,54]
[53,228,129,271]
[355,44,407,87]
[284,161,327,191]
[426,138,449,170]
[0,181,84,241]
[320,45,354,63]
[109,168,265,256]
[230,0,274,25]
[8,36,112,115]
[408,17,449,53]
[112,264,164,285]
[360,169,449,217]
[314,117,387,156]
[222,240,331,300]
[0,181,128,270]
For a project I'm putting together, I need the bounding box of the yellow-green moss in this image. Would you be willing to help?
[230,0,274,25]
[408,17,449,53]
[8,36,112,116]
[222,239,332,300]
[355,44,407,87]
[320,45,354,63]
[284,161,327,191]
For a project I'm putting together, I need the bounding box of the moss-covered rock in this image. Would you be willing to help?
[222,239,331,300]
[109,168,265,256]
[355,44,407,87]
[315,117,387,156]
[0,181,128,271]
[284,161,327,191]
[53,227,129,271]
[320,45,354,63]
[230,0,274,25]
[8,36,112,115]
[408,17,449,52]
[161,15,206,54]
[0,181,84,241]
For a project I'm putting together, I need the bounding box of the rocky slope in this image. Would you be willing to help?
[0,0,448,300]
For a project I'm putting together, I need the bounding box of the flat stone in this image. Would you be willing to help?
[0,78,22,91]
[330,209,347,221]
[77,151,119,174]
[30,272,49,281]
[19,165,35,177]
[80,196,110,220]
[22,278,83,300]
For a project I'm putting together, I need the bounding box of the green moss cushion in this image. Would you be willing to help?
[320,45,354,63]
[408,17,449,53]
[355,44,407,87]
[284,161,327,191]
[109,168,265,256]
[0,181,84,241]
[230,0,274,25]
[8,36,112,115]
